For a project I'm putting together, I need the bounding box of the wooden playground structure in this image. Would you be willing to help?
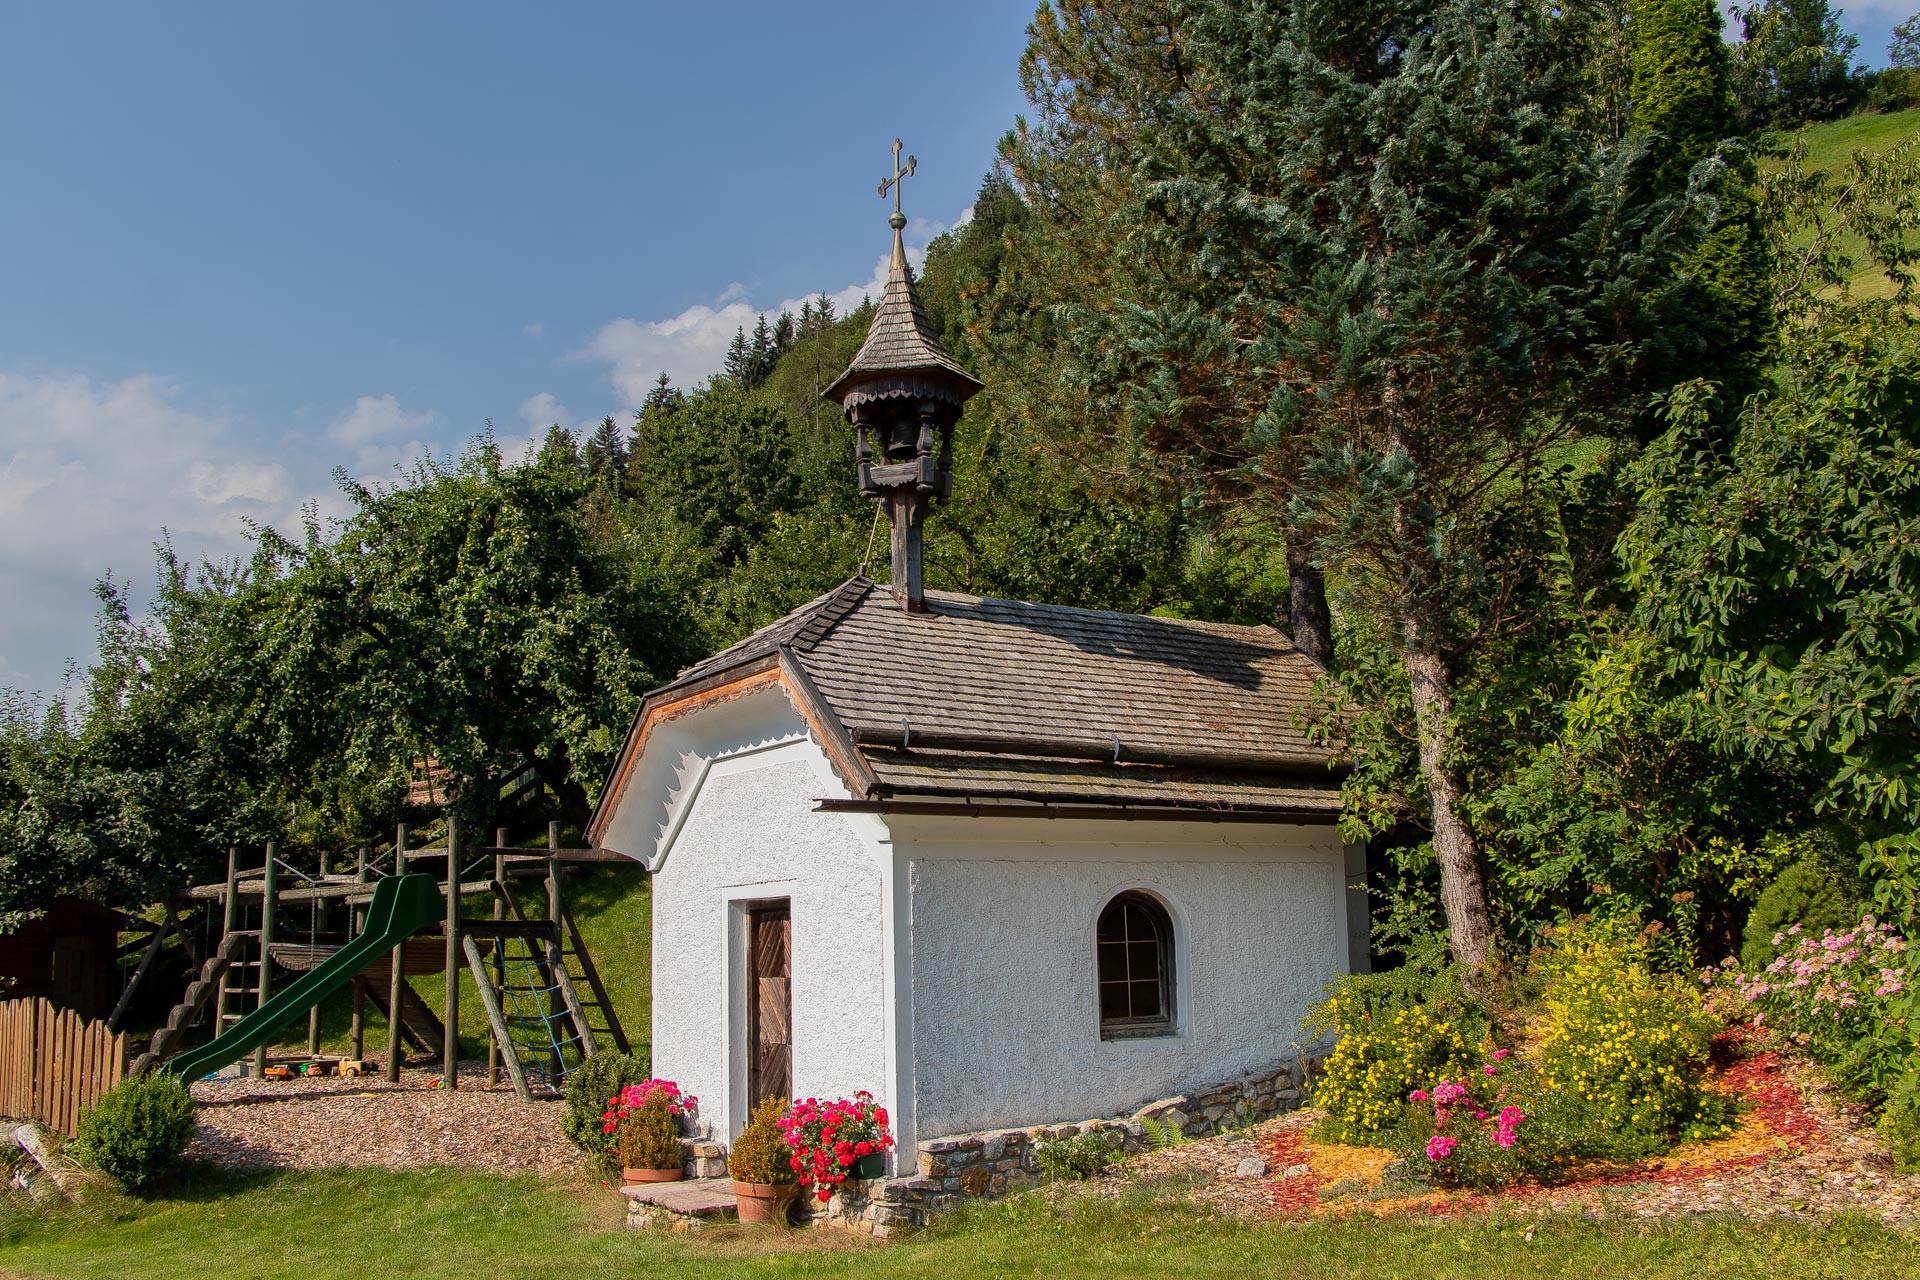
[119,814,633,1102]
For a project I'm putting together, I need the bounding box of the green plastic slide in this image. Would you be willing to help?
[161,873,445,1081]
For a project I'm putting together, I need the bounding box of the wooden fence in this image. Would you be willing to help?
[0,997,127,1137]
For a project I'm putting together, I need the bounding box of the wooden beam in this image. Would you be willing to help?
[489,827,506,1088]
[350,847,367,1064]
[461,933,532,1103]
[386,823,409,1085]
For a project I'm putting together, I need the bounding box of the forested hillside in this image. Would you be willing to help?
[5,0,1919,990]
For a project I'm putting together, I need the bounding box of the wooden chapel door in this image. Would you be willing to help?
[747,902,791,1108]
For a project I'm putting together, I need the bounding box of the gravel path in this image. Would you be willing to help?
[187,1061,584,1174]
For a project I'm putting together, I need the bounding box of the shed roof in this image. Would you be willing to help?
[592,577,1345,834]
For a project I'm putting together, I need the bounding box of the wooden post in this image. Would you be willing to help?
[350,847,368,1063]
[252,842,276,1078]
[307,849,328,1056]
[463,935,532,1102]
[546,821,564,1079]
[488,827,507,1087]
[443,813,461,1089]
[386,824,409,1084]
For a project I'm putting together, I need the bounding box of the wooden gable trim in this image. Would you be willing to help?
[777,646,881,801]
[585,656,783,845]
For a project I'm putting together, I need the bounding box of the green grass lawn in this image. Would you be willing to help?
[0,1166,1912,1280]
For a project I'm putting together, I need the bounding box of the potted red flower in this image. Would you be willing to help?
[601,1079,698,1184]
[778,1090,894,1204]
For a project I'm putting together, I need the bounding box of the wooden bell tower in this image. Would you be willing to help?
[823,139,983,612]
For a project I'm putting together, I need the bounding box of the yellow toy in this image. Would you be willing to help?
[338,1059,368,1078]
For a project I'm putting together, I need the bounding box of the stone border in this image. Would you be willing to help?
[809,1057,1312,1236]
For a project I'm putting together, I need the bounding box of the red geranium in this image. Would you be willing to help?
[600,1078,699,1144]
[777,1091,893,1203]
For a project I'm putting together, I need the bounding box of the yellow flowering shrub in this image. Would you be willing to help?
[1302,939,1487,1142]
[1536,920,1724,1140]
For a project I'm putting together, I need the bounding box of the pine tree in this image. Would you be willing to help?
[771,310,795,363]
[815,292,836,328]
[582,415,628,486]
[724,327,752,383]
[642,371,681,417]
[746,315,775,389]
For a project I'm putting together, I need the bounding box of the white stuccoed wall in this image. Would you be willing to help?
[895,815,1351,1141]
[596,687,893,1145]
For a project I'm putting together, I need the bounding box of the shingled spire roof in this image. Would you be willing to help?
[823,212,984,411]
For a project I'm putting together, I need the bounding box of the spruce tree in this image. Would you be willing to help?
[724,327,752,383]
[582,415,628,486]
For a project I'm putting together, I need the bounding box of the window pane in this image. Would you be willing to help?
[1130,980,1162,1018]
[1128,939,1160,981]
[1097,940,1130,986]
[1100,982,1131,1019]
[1097,907,1126,943]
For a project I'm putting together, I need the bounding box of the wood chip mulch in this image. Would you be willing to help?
[1073,1045,1920,1230]
[186,1062,584,1174]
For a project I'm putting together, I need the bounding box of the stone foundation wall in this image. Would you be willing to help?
[809,1056,1311,1237]
[679,1137,728,1180]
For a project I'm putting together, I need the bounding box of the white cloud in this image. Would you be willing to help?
[577,216,950,406]
[523,321,544,338]
[0,372,306,691]
[327,393,439,475]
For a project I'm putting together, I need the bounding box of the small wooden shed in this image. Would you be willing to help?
[0,898,128,1021]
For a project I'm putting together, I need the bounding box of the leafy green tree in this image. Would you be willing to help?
[1893,15,1920,68]
[629,379,805,569]
[1730,0,1861,128]
[251,439,704,831]
[1006,0,1686,967]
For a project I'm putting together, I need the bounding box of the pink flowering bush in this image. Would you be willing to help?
[778,1091,894,1204]
[1717,913,1920,1169]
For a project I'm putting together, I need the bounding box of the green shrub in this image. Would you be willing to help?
[560,1051,651,1167]
[1742,859,1864,969]
[1881,1089,1920,1174]
[75,1073,196,1192]
[1301,938,1487,1142]
[1537,920,1722,1141]
[728,1096,796,1184]
[1035,1129,1123,1181]
[616,1090,681,1172]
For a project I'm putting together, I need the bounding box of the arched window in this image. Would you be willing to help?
[1097,891,1175,1039]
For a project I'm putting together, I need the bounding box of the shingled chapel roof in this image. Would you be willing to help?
[596,577,1345,825]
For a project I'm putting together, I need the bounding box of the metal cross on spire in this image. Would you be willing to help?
[878,137,916,224]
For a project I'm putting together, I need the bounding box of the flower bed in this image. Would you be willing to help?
[1266,1035,1826,1220]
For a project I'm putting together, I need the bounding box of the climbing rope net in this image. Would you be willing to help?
[488,935,587,1088]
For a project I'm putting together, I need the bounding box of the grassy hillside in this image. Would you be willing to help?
[1770,107,1920,299]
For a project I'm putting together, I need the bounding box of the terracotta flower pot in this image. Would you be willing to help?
[732,1178,799,1224]
[622,1166,684,1184]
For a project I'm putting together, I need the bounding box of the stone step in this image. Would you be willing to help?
[621,1178,738,1218]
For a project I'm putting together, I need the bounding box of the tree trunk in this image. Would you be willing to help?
[1283,538,1334,667]
[1401,616,1495,970]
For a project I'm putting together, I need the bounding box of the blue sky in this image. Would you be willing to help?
[0,1,1910,696]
